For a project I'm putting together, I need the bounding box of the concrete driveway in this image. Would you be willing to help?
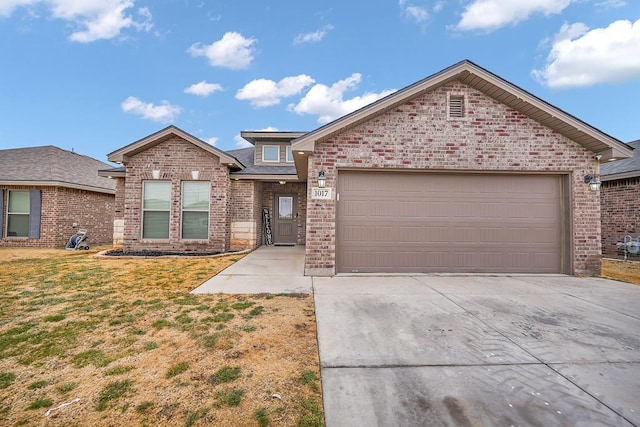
[314,275,640,426]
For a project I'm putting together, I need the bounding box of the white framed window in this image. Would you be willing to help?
[285,146,294,163]
[7,190,29,237]
[142,181,171,239]
[262,145,280,162]
[182,181,210,240]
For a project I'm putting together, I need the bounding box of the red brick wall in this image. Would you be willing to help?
[601,177,640,257]
[122,137,230,253]
[0,185,114,248]
[229,180,263,250]
[304,82,601,275]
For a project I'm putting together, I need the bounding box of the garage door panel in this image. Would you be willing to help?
[337,171,564,274]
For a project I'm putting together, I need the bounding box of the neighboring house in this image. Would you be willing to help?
[101,60,632,275]
[600,140,640,257]
[0,146,116,248]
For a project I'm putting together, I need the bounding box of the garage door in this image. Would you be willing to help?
[337,171,565,274]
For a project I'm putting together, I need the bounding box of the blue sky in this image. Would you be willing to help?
[0,0,639,164]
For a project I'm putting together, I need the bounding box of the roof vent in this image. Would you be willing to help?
[448,95,464,118]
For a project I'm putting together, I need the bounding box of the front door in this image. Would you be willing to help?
[273,194,297,245]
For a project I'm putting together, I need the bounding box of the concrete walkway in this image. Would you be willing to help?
[191,245,312,294]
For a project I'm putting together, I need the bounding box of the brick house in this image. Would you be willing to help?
[0,146,115,248]
[600,140,639,257]
[102,60,632,275]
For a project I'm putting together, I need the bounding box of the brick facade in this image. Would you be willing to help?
[229,180,263,250]
[123,136,230,253]
[304,82,601,276]
[601,177,640,257]
[0,185,114,248]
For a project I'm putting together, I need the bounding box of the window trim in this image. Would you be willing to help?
[181,181,210,241]
[6,190,30,238]
[262,145,280,163]
[285,146,294,163]
[141,181,171,240]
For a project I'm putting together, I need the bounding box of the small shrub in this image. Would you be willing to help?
[215,388,244,407]
[96,380,133,411]
[152,319,172,329]
[297,398,323,427]
[72,349,112,368]
[208,366,240,384]
[231,301,254,310]
[135,401,154,414]
[44,314,66,322]
[56,382,76,394]
[27,399,53,410]
[299,370,320,392]
[28,380,47,390]
[254,408,269,427]
[105,365,135,376]
[0,372,16,389]
[166,362,189,378]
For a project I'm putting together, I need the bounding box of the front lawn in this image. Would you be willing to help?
[0,248,323,426]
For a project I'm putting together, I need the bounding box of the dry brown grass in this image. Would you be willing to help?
[601,258,640,285]
[0,247,323,426]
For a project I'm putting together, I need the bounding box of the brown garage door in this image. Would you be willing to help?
[337,171,566,274]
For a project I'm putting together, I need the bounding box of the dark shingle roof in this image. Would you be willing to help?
[226,147,297,176]
[601,140,640,178]
[0,146,115,192]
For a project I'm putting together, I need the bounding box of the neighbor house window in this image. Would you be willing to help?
[262,145,280,162]
[142,181,171,239]
[7,190,29,237]
[286,146,294,163]
[182,182,210,239]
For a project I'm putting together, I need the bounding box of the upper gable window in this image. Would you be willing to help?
[447,93,465,119]
[286,146,294,163]
[262,145,280,162]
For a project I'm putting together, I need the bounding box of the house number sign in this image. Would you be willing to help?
[311,187,332,200]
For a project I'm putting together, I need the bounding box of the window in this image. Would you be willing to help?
[7,191,29,237]
[286,146,294,163]
[447,94,464,118]
[278,196,293,219]
[262,145,280,162]
[142,181,171,239]
[182,182,210,239]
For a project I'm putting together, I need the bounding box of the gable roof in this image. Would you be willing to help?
[0,146,115,194]
[291,60,632,178]
[601,140,640,181]
[226,147,298,179]
[107,125,244,169]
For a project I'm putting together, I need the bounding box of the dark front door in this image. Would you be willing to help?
[273,194,297,245]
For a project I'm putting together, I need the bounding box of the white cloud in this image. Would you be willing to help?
[399,0,429,23]
[293,24,334,45]
[205,137,218,146]
[0,0,38,17]
[456,0,573,32]
[121,96,180,123]
[596,0,627,7]
[533,19,640,88]
[236,75,315,107]
[234,134,253,148]
[289,73,396,124]
[184,81,223,97]
[0,0,153,42]
[188,32,256,70]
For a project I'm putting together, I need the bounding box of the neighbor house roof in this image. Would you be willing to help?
[601,140,640,181]
[107,125,244,169]
[291,59,633,180]
[0,146,115,194]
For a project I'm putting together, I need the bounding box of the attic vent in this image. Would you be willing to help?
[448,95,464,118]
